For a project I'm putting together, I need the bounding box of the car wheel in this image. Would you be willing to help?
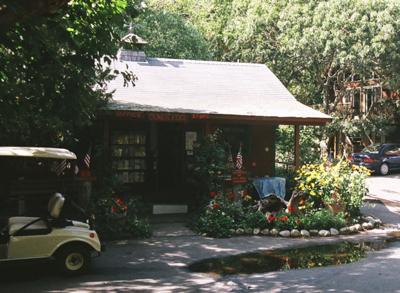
[379,163,390,176]
[57,245,91,275]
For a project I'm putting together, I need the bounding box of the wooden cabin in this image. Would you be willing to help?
[99,49,331,210]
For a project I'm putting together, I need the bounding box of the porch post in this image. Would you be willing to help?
[294,125,300,170]
[103,117,110,151]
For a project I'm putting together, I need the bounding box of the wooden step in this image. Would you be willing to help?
[152,204,188,215]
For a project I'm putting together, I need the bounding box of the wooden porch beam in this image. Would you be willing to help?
[294,125,301,170]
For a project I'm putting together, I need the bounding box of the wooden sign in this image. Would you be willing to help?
[232,170,247,184]
[113,111,210,121]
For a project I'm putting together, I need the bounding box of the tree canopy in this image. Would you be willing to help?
[145,0,400,142]
[134,7,210,60]
[0,0,139,146]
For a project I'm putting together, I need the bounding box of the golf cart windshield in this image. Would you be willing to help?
[0,147,77,217]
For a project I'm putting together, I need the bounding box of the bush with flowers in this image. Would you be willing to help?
[269,210,346,231]
[295,160,370,217]
[93,195,151,240]
[192,129,231,196]
[195,189,276,237]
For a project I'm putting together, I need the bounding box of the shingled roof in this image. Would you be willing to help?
[105,53,331,125]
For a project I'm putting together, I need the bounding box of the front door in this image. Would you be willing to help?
[157,124,185,203]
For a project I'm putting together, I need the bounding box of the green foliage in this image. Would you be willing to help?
[301,210,346,230]
[196,194,238,238]
[193,129,230,192]
[240,208,268,229]
[272,210,346,231]
[272,213,300,231]
[135,8,210,59]
[196,207,235,238]
[276,125,322,166]
[295,160,370,216]
[0,0,139,146]
[93,196,151,239]
[152,0,400,141]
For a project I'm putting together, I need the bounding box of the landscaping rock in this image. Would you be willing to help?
[229,229,236,234]
[362,222,373,230]
[330,228,339,236]
[290,229,301,237]
[253,228,261,235]
[270,228,279,236]
[364,216,375,223]
[261,228,270,235]
[279,230,291,237]
[348,225,358,233]
[354,224,362,231]
[300,230,310,237]
[245,228,253,235]
[340,227,350,235]
[310,229,319,236]
[236,228,245,235]
[319,230,330,237]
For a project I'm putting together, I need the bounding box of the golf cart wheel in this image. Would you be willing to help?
[379,163,389,176]
[57,245,91,275]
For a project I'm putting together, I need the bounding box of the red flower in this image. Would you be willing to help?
[217,191,222,196]
[267,215,276,222]
[213,203,219,209]
[112,197,128,213]
[296,219,302,225]
[210,191,216,198]
[279,216,289,222]
[288,205,295,213]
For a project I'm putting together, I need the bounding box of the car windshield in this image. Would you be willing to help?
[362,144,381,154]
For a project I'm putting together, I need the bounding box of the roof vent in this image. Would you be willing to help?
[118,48,146,62]
[119,32,147,62]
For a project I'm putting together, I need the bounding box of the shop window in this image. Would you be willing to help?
[365,87,381,113]
[343,90,353,105]
[111,131,146,183]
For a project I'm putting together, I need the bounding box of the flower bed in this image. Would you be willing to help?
[195,160,378,238]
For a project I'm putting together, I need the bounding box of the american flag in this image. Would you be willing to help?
[236,144,243,170]
[53,159,67,176]
[84,146,91,169]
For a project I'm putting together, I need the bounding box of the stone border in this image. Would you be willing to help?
[229,216,382,238]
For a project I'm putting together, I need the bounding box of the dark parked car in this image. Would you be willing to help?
[349,143,400,175]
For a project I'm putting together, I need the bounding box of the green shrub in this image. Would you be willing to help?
[273,212,301,230]
[295,160,370,217]
[301,210,346,230]
[239,209,268,229]
[196,207,235,238]
[271,209,346,231]
[196,193,242,237]
[93,196,151,240]
[192,129,230,193]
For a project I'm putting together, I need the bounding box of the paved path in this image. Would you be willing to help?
[363,174,400,226]
[1,174,400,293]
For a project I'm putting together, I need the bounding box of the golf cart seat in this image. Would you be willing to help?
[8,193,65,236]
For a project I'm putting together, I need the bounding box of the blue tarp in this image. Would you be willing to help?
[252,177,286,199]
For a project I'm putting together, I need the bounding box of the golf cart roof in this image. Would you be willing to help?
[0,147,77,160]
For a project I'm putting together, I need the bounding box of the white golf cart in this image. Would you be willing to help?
[0,147,102,274]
